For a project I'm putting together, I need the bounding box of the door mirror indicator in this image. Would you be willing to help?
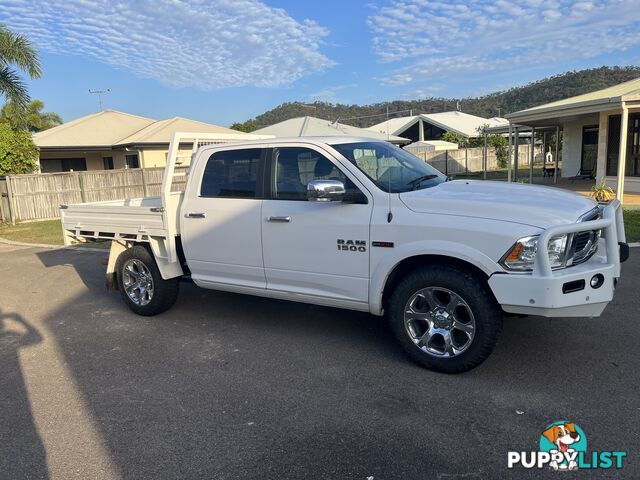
[307,179,345,202]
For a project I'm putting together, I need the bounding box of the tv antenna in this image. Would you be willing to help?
[89,89,110,110]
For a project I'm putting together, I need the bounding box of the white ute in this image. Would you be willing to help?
[60,133,628,373]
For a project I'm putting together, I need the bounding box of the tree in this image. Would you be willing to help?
[0,24,41,110]
[0,123,39,175]
[441,131,472,148]
[230,120,259,133]
[1,99,63,132]
[487,134,508,168]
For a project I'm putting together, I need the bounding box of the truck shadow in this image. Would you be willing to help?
[31,247,640,478]
[0,309,49,480]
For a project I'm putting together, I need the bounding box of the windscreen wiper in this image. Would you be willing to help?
[407,174,438,190]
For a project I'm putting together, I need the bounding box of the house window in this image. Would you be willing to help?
[125,154,140,169]
[580,126,598,174]
[40,158,87,173]
[607,113,640,177]
[103,157,114,170]
[631,114,640,177]
[606,115,620,177]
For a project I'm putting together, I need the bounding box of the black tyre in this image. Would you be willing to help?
[388,264,502,373]
[115,245,179,316]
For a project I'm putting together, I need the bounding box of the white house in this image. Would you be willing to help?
[33,110,259,171]
[253,116,410,144]
[366,111,508,143]
[505,77,640,198]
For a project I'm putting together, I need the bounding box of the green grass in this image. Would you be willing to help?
[0,219,65,244]
[624,209,640,243]
[1,209,638,247]
[0,219,108,248]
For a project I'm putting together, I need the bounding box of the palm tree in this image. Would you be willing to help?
[0,24,41,110]
[1,99,62,131]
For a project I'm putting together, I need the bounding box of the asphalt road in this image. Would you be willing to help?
[0,243,638,480]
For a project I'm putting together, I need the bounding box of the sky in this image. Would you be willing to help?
[1,0,640,127]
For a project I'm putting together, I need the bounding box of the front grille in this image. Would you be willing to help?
[567,207,601,266]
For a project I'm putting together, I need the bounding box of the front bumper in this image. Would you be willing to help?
[488,200,626,318]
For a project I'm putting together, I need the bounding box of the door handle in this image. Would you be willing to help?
[268,216,291,223]
[186,212,206,218]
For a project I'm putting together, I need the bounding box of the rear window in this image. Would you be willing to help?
[200,149,263,198]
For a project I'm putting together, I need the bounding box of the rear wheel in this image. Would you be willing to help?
[116,245,179,316]
[389,265,502,373]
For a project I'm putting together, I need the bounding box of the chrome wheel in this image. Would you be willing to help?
[404,286,476,358]
[122,259,154,306]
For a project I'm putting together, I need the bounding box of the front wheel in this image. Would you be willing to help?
[388,265,502,373]
[115,245,179,316]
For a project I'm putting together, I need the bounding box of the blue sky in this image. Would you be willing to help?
[2,0,640,127]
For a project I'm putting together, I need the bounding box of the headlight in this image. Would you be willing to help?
[500,234,569,271]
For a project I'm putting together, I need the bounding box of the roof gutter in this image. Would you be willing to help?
[506,96,627,123]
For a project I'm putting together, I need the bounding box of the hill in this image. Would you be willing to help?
[232,66,640,131]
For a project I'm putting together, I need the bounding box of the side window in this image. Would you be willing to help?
[200,148,263,198]
[271,147,355,201]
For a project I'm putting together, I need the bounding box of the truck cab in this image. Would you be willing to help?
[61,134,627,373]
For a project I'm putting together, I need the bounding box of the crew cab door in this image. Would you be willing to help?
[180,147,267,288]
[261,145,372,304]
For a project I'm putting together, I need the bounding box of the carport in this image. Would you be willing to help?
[494,78,640,202]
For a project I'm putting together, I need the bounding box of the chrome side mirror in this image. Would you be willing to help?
[307,179,346,202]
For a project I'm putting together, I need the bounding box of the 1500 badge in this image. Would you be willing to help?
[337,239,366,252]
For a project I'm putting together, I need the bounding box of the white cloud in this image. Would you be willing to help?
[368,0,640,86]
[0,0,334,89]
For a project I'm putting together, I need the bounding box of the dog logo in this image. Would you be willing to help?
[508,421,626,471]
[539,421,587,471]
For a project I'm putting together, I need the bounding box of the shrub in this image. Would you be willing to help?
[0,123,39,175]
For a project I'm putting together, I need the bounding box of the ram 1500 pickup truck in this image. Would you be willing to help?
[60,133,628,373]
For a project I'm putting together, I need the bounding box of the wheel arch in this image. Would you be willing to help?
[370,243,500,316]
[106,238,183,292]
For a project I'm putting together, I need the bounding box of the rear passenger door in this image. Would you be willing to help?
[181,147,267,289]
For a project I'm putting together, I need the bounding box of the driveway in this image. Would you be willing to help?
[0,243,638,479]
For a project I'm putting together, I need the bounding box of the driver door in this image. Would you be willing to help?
[261,145,372,304]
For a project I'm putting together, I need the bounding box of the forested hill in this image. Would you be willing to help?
[233,66,640,131]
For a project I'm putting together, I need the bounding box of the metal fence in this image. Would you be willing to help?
[0,167,188,224]
[412,144,544,176]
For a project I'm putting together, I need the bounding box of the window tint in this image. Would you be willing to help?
[272,147,352,200]
[103,157,114,170]
[201,148,263,198]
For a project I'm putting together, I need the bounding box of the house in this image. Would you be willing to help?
[252,116,410,144]
[33,110,259,172]
[366,111,508,143]
[505,77,640,197]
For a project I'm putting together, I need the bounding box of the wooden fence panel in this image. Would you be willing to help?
[9,172,82,221]
[142,166,188,197]
[81,169,145,203]
[3,166,191,222]
[0,177,10,223]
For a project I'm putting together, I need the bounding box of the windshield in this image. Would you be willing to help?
[331,141,446,193]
